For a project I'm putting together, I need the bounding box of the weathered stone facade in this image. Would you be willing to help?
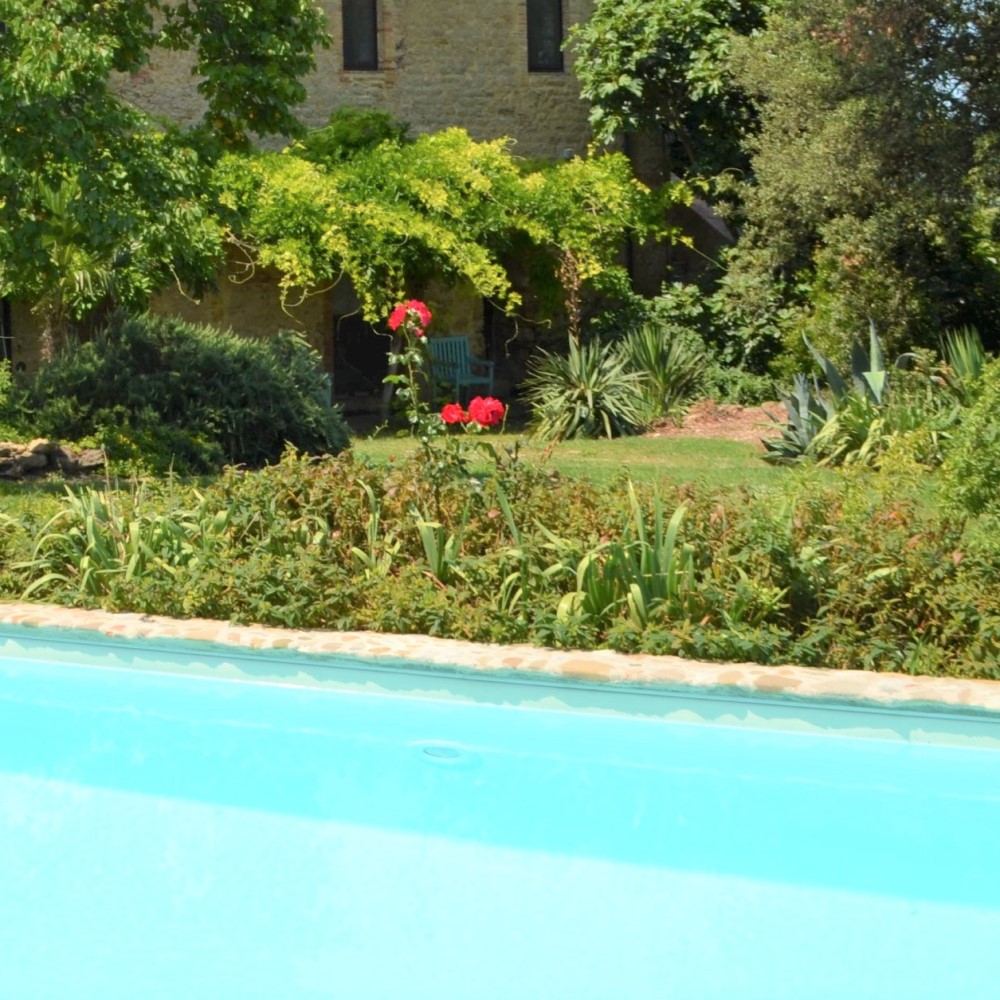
[117,1,595,158]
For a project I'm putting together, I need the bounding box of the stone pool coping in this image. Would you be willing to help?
[1,601,999,715]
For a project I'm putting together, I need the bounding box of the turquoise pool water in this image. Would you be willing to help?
[1,627,999,999]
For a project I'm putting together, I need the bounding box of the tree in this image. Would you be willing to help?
[0,0,327,354]
[727,0,1000,355]
[568,0,767,177]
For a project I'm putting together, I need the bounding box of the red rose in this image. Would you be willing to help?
[467,396,505,427]
[388,299,432,334]
[406,299,432,328]
[388,304,408,331]
[440,403,469,424]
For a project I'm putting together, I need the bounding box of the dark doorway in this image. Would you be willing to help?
[331,313,389,398]
[0,299,12,362]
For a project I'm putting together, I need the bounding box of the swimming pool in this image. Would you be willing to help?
[1,618,999,999]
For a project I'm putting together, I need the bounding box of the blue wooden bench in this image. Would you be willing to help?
[426,335,494,400]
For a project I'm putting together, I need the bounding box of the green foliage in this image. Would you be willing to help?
[940,326,989,407]
[568,0,766,176]
[522,338,649,441]
[762,374,836,464]
[941,357,1000,517]
[9,448,1000,676]
[157,0,329,143]
[556,488,709,631]
[0,360,13,413]
[290,107,409,164]
[19,483,229,602]
[20,312,348,473]
[728,0,1000,354]
[591,280,781,404]
[0,0,326,339]
[764,326,951,466]
[215,128,675,319]
[620,323,706,421]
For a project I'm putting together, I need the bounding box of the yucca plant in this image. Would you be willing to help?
[620,324,706,422]
[522,337,649,441]
[940,325,988,406]
[555,484,702,630]
[18,484,229,599]
[349,481,401,580]
[411,501,472,585]
[617,485,699,628]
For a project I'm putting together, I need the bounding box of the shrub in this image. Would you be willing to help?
[941,357,1000,517]
[590,281,779,405]
[763,327,956,467]
[522,337,649,440]
[9,447,1000,678]
[940,325,989,407]
[290,107,410,164]
[22,312,349,472]
[620,323,706,422]
[0,359,26,439]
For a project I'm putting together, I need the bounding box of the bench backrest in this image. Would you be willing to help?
[427,336,474,375]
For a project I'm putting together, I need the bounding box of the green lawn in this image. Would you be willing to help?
[0,480,75,520]
[0,434,786,521]
[352,432,788,490]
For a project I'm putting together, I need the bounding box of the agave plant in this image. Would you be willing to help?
[762,374,837,464]
[522,337,649,441]
[803,321,906,406]
[764,323,912,465]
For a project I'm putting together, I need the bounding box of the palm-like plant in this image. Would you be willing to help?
[941,325,987,406]
[621,323,706,422]
[522,337,649,441]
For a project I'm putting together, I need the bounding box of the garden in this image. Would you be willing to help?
[2,0,1000,678]
[0,295,999,679]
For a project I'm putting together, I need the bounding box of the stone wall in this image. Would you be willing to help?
[115,1,595,158]
[152,267,330,358]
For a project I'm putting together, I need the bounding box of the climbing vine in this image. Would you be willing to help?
[214,125,687,319]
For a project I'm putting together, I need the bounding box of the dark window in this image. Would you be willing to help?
[527,0,563,72]
[342,0,378,71]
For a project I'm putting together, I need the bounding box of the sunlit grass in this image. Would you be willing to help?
[352,432,789,490]
[0,432,791,521]
[0,479,75,520]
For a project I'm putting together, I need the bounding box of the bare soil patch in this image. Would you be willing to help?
[647,399,786,447]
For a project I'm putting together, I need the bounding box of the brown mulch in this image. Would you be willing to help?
[646,399,787,447]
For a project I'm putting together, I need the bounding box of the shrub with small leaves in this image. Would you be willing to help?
[941,357,1000,518]
[22,311,349,472]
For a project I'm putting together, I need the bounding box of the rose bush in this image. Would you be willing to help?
[467,396,505,427]
[388,299,433,333]
[440,403,470,425]
[383,301,513,513]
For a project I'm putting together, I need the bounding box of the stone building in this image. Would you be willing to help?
[4,0,598,385]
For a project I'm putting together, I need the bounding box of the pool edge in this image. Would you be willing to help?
[2,601,999,718]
